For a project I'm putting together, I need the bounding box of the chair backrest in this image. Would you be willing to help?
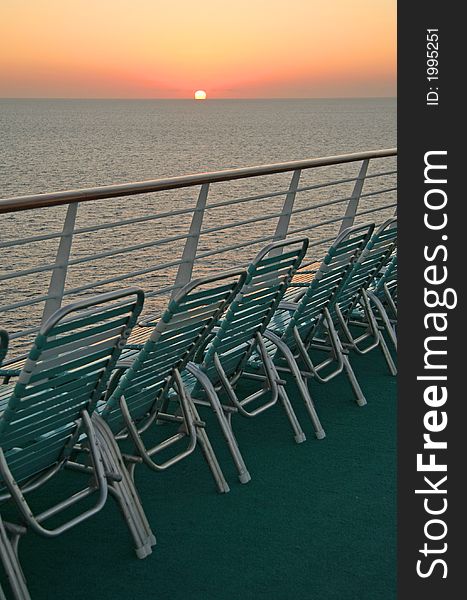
[373,253,397,300]
[0,288,144,486]
[102,269,246,431]
[0,330,8,366]
[282,223,375,346]
[201,237,309,382]
[331,218,397,321]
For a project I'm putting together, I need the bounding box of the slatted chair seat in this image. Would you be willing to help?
[99,270,246,494]
[0,288,158,600]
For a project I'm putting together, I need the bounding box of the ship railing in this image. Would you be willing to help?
[0,148,396,362]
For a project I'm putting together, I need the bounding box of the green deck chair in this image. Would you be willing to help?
[365,253,397,349]
[185,237,314,484]
[259,223,375,426]
[100,269,246,494]
[263,220,396,422]
[0,288,156,600]
[329,219,397,374]
[375,253,397,318]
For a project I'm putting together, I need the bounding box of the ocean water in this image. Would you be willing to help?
[0,98,396,351]
[0,98,395,195]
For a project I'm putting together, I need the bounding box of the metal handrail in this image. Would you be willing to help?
[0,148,396,214]
[1,148,397,361]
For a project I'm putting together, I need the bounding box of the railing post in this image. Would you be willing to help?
[41,202,78,323]
[172,183,209,296]
[339,159,369,233]
[273,169,301,242]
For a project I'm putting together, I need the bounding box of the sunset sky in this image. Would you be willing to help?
[0,0,396,98]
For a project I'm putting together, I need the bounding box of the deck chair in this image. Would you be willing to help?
[365,253,397,349]
[372,253,397,317]
[99,269,246,494]
[0,288,155,600]
[0,330,8,367]
[259,223,375,425]
[263,220,396,421]
[185,237,315,484]
[328,218,397,378]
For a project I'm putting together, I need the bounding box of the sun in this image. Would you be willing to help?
[194,90,207,100]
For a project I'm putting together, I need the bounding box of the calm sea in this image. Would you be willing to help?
[0,98,395,195]
[0,98,396,350]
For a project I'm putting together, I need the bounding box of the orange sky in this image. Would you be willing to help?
[0,0,396,98]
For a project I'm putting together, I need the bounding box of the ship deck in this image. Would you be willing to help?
[4,346,396,600]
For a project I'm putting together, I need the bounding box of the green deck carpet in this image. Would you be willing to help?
[1,349,396,600]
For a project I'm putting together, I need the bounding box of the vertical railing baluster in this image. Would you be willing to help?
[172,183,209,296]
[339,159,369,232]
[41,202,78,323]
[273,169,301,242]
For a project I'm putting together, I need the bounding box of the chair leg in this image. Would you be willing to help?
[263,331,325,439]
[332,320,368,407]
[92,415,156,559]
[367,291,397,350]
[264,353,307,443]
[341,352,367,407]
[277,386,307,443]
[377,330,397,376]
[205,388,251,484]
[363,291,397,376]
[0,517,30,600]
[188,400,231,493]
[186,365,251,484]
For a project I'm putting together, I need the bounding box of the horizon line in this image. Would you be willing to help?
[0,95,397,101]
